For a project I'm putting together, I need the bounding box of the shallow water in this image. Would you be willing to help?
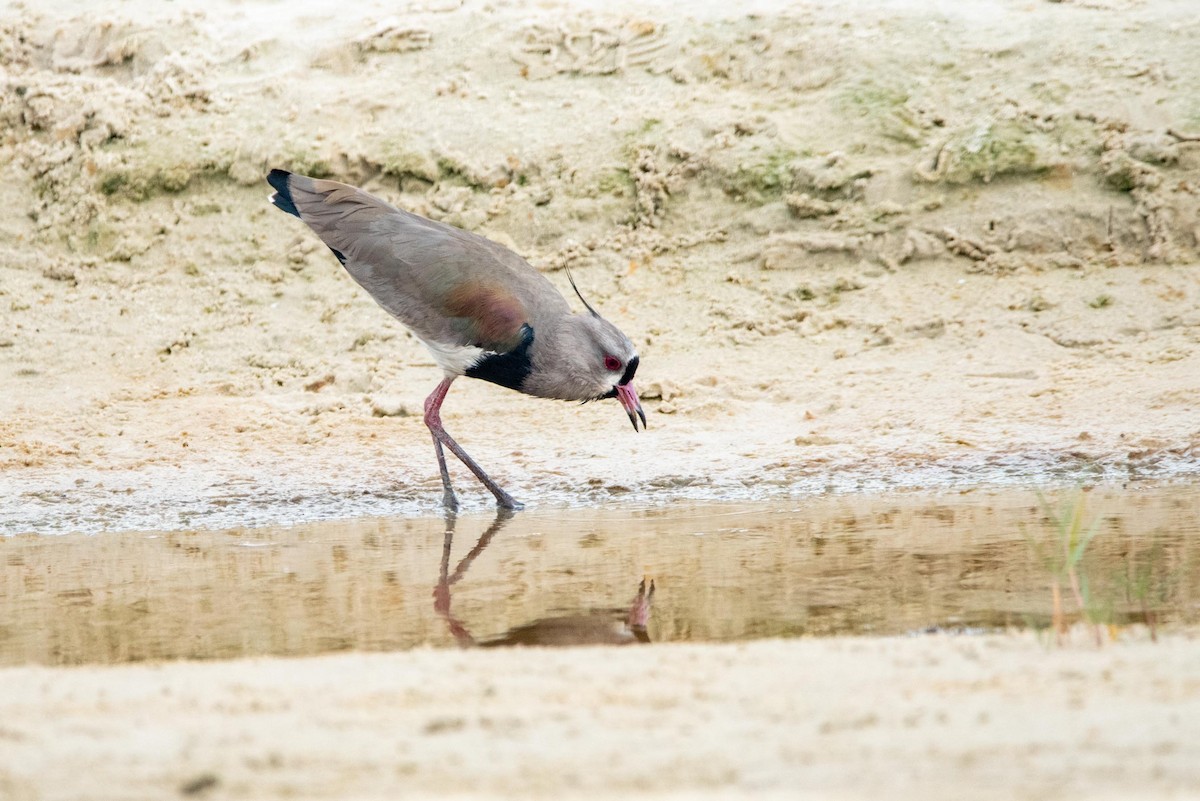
[2,483,1198,666]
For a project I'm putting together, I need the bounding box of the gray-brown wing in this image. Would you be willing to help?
[270,170,568,352]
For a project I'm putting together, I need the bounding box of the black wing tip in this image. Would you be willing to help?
[266,168,300,217]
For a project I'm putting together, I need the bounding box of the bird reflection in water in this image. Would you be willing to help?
[434,511,655,647]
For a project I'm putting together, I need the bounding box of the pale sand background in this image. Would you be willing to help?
[2,0,1199,530]
[2,0,1200,797]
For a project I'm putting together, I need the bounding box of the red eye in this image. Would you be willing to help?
[603,355,622,372]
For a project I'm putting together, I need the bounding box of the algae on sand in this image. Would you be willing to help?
[835,79,925,147]
[929,118,1063,184]
[96,138,238,202]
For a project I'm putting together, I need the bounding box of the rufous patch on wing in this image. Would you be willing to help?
[444,283,528,349]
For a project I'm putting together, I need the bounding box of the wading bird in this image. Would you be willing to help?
[268,169,644,510]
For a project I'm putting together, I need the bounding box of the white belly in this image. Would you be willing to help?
[418,336,485,376]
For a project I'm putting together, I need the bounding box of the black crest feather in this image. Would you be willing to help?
[564,267,600,318]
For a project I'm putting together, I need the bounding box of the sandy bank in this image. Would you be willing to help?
[2,632,1198,800]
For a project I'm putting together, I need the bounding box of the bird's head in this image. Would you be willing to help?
[571,313,645,431]
[534,272,645,431]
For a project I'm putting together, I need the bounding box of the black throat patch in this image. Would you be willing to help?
[619,355,639,386]
[465,324,535,392]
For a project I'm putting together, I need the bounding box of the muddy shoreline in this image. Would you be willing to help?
[4,450,1200,536]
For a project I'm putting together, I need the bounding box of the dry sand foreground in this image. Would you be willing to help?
[1,633,1198,801]
[3,0,1200,798]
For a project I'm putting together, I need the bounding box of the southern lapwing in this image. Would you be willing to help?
[267,169,644,510]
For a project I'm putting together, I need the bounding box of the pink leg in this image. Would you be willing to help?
[424,377,523,510]
[431,437,458,511]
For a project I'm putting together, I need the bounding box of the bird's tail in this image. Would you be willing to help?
[267,169,300,218]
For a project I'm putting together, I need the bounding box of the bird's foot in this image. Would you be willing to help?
[494,491,524,511]
[441,487,460,512]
